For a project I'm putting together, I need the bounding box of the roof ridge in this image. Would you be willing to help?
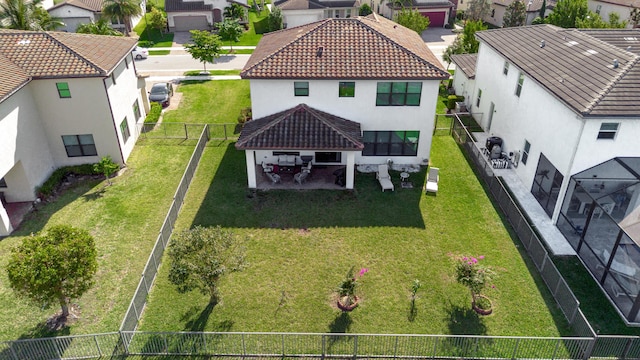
[305,105,363,147]
[46,32,107,75]
[236,105,304,147]
[241,20,331,77]
[585,56,640,114]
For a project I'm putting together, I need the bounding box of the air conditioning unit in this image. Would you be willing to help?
[455,102,468,113]
[512,150,521,168]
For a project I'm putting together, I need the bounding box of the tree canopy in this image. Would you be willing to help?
[76,19,123,35]
[168,226,247,303]
[0,0,64,30]
[147,7,167,34]
[218,18,243,51]
[394,8,430,34]
[224,3,244,19]
[359,3,373,16]
[267,6,283,32]
[545,0,588,28]
[575,11,627,28]
[185,30,222,72]
[502,0,526,27]
[6,225,97,323]
[465,0,490,21]
[442,20,487,66]
[102,0,142,36]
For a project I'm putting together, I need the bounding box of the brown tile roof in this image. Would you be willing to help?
[0,53,30,103]
[241,14,449,80]
[581,29,640,54]
[0,29,136,101]
[236,103,364,150]
[476,24,640,117]
[165,0,212,12]
[48,0,103,12]
[387,0,453,9]
[275,0,328,10]
[450,53,476,79]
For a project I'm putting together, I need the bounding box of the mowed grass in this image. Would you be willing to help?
[138,136,571,336]
[0,141,196,341]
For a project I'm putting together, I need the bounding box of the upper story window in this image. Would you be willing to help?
[476,89,482,107]
[515,72,524,97]
[522,140,531,165]
[362,131,419,156]
[120,118,130,143]
[597,123,619,139]
[56,82,71,98]
[133,99,141,121]
[339,82,355,97]
[62,134,97,157]
[294,81,309,96]
[111,72,117,85]
[503,62,509,75]
[376,82,422,106]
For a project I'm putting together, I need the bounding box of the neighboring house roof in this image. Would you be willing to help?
[582,29,640,54]
[241,14,449,80]
[387,0,453,10]
[450,53,477,79]
[236,104,364,150]
[165,0,213,12]
[0,29,136,102]
[48,0,103,12]
[476,24,640,117]
[275,0,359,10]
[490,0,552,12]
[589,0,640,8]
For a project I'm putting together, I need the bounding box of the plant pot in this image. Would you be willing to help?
[472,295,493,316]
[337,296,359,312]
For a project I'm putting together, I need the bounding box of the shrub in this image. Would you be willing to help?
[144,103,162,124]
[254,18,269,34]
[36,164,100,198]
[447,95,459,109]
[138,40,155,48]
[237,107,252,125]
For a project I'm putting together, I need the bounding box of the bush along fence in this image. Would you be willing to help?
[120,125,210,333]
[136,122,239,141]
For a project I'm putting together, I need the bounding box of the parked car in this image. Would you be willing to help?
[132,46,149,60]
[149,82,174,107]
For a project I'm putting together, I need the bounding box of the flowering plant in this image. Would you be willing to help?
[452,255,496,298]
[337,266,368,307]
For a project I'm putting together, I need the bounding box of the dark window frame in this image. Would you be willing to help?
[362,130,420,156]
[597,123,619,140]
[476,89,482,107]
[516,72,524,97]
[61,134,98,157]
[339,82,355,97]
[133,99,141,121]
[56,82,71,98]
[294,82,309,96]
[522,140,531,165]
[120,117,130,143]
[503,62,509,75]
[376,82,422,106]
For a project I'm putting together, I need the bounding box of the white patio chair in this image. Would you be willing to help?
[376,164,394,192]
[425,167,439,194]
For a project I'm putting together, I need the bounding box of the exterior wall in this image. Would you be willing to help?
[48,5,96,32]
[452,71,475,106]
[104,55,146,162]
[282,9,324,27]
[0,87,55,202]
[457,0,468,11]
[29,77,122,167]
[250,78,441,165]
[168,11,213,28]
[485,4,507,27]
[588,0,635,28]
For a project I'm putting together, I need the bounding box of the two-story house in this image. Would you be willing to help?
[451,25,640,323]
[237,14,449,190]
[48,0,146,33]
[0,30,148,236]
[587,0,639,29]
[165,0,249,31]
[274,0,360,28]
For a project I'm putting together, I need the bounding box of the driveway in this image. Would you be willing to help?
[172,31,193,46]
[421,26,458,68]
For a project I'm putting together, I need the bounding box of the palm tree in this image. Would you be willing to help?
[0,0,64,30]
[76,19,123,35]
[102,0,142,36]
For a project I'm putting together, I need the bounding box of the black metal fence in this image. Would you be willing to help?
[119,125,210,333]
[136,122,239,141]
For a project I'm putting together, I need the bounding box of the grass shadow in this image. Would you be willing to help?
[81,186,106,201]
[445,302,487,335]
[408,299,417,322]
[190,143,427,229]
[182,301,216,332]
[0,322,71,359]
[328,312,352,333]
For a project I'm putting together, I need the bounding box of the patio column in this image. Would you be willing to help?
[346,152,355,190]
[245,151,257,188]
[0,204,12,236]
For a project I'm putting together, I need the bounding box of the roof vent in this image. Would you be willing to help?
[17,39,30,45]
[613,59,619,68]
[540,40,545,48]
[627,46,632,51]
[316,46,323,57]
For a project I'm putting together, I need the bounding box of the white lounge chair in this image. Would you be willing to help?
[377,164,394,192]
[425,167,439,194]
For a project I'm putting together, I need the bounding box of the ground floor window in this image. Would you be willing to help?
[315,152,341,163]
[62,134,97,157]
[120,118,130,143]
[531,153,563,217]
[362,131,419,156]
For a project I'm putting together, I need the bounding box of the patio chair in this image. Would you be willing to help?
[376,164,394,192]
[261,161,274,173]
[594,202,615,219]
[294,171,309,185]
[425,167,439,194]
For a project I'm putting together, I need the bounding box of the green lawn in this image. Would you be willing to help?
[184,70,242,76]
[134,18,174,48]
[0,141,196,341]
[235,9,268,46]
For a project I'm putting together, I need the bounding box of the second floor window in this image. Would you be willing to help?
[598,123,619,139]
[376,82,422,106]
[476,89,482,107]
[522,140,531,165]
[294,82,309,96]
[503,62,509,75]
[516,73,524,97]
[339,82,355,97]
[56,82,71,98]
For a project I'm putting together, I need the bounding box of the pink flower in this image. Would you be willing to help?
[479,255,485,259]
[471,257,478,263]
[359,268,369,277]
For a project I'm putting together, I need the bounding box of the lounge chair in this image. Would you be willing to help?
[425,167,439,194]
[377,164,394,192]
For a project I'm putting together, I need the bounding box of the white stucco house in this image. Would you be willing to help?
[0,30,148,236]
[165,0,249,31]
[48,0,145,33]
[451,25,640,323]
[380,0,454,27]
[587,0,639,28]
[237,14,449,190]
[483,0,551,27]
[274,0,360,28]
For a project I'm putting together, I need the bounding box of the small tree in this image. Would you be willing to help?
[465,0,490,21]
[224,3,244,19]
[185,30,222,72]
[442,20,486,68]
[502,0,526,27]
[7,225,97,324]
[359,3,373,16]
[102,0,143,36]
[545,0,588,28]
[168,226,247,304]
[76,19,123,35]
[394,8,430,34]
[218,18,243,52]
[147,7,167,35]
[539,0,546,18]
[267,6,283,32]
[94,156,119,185]
[575,11,627,28]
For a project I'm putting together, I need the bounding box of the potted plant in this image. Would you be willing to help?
[452,255,497,315]
[336,266,368,311]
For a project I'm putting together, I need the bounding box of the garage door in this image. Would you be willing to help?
[173,15,209,31]
[420,11,446,27]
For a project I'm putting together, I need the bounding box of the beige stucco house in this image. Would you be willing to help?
[0,30,148,236]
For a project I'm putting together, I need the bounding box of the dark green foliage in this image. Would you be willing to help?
[545,0,588,28]
[267,7,283,32]
[253,17,269,34]
[93,156,120,185]
[76,18,123,35]
[359,3,372,16]
[185,30,223,72]
[138,40,155,47]
[36,164,100,198]
[224,3,244,19]
[502,0,526,27]
[442,20,486,65]
[539,0,546,18]
[465,0,490,21]
[531,16,544,24]
[145,102,163,124]
[447,95,458,110]
[7,225,98,318]
[218,18,243,51]
[395,7,430,34]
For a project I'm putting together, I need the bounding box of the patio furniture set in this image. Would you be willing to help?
[261,155,313,185]
[375,165,439,194]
